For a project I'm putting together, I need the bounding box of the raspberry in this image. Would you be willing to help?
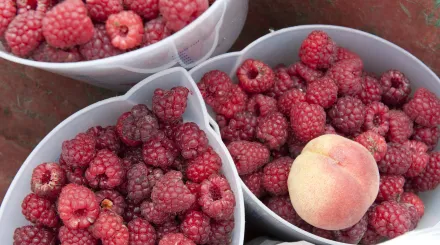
[159,233,195,245]
[220,111,257,142]
[403,140,429,178]
[91,211,126,241]
[256,112,288,150]
[363,102,390,136]
[299,30,336,69]
[216,115,228,129]
[403,179,418,193]
[125,163,151,204]
[266,69,297,98]
[58,184,100,229]
[287,134,306,158]
[378,144,411,175]
[334,214,368,244]
[17,0,51,14]
[123,203,142,222]
[327,58,363,95]
[354,131,387,162]
[197,70,233,106]
[147,167,164,187]
[159,0,208,31]
[160,119,182,140]
[412,126,440,151]
[156,220,181,240]
[31,162,66,199]
[400,192,425,218]
[262,157,292,196]
[209,219,234,245]
[142,132,179,168]
[376,175,405,202]
[247,94,278,117]
[227,140,270,175]
[95,190,126,215]
[174,122,209,159]
[85,149,125,189]
[152,86,190,123]
[5,10,43,57]
[143,17,171,46]
[411,152,440,192]
[58,226,97,245]
[116,104,160,146]
[380,70,411,106]
[305,76,338,108]
[87,126,121,154]
[324,124,337,135]
[199,175,235,220]
[211,85,248,119]
[79,24,123,61]
[62,133,96,168]
[387,110,413,144]
[404,204,419,231]
[335,46,360,62]
[277,88,306,116]
[106,11,144,50]
[42,0,94,48]
[368,200,411,238]
[140,201,171,225]
[180,211,211,244]
[186,147,222,183]
[185,181,201,211]
[13,226,55,245]
[356,75,382,105]
[32,42,82,62]
[359,226,383,245]
[21,193,59,228]
[312,227,334,240]
[271,144,290,159]
[237,59,275,93]
[329,96,365,135]
[404,88,440,127]
[290,102,326,142]
[59,157,88,186]
[0,0,16,36]
[287,62,323,84]
[103,226,129,245]
[124,0,159,20]
[86,0,123,22]
[241,170,265,198]
[264,195,301,226]
[121,146,144,163]
[128,218,156,245]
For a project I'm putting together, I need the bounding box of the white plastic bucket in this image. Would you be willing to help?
[188,25,440,245]
[0,0,248,91]
[0,67,245,244]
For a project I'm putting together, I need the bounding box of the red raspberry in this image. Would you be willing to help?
[312,227,334,240]
[356,75,382,105]
[21,193,59,228]
[277,88,306,116]
[400,192,425,218]
[334,214,368,244]
[379,70,411,106]
[271,144,290,159]
[404,204,420,231]
[256,112,288,150]
[106,11,144,50]
[359,226,383,245]
[412,152,440,192]
[241,170,265,198]
[156,220,181,240]
[121,146,144,164]
[387,110,413,144]
[91,211,127,241]
[220,111,257,142]
[354,131,387,162]
[327,58,363,95]
[216,115,228,129]
[403,179,418,193]
[159,233,195,245]
[266,69,297,98]
[197,70,233,107]
[335,46,360,62]
[180,211,211,244]
[378,144,411,175]
[376,175,405,202]
[116,104,160,146]
[299,30,336,69]
[32,42,82,62]
[262,157,292,196]
[16,0,51,14]
[329,96,365,135]
[125,163,151,204]
[128,218,156,245]
[227,140,270,175]
[185,181,202,211]
[123,203,142,222]
[142,133,179,168]
[58,226,97,245]
[324,124,337,135]
[211,85,248,119]
[143,17,171,46]
[140,201,171,225]
[264,195,301,226]
[287,134,306,158]
[59,156,88,186]
[86,0,123,22]
[31,162,66,199]
[287,62,323,84]
[412,125,440,151]
[368,200,411,238]
[186,147,222,183]
[159,119,182,140]
[290,102,326,142]
[159,0,208,31]
[87,126,121,154]
[152,86,190,123]
[85,149,125,189]
[199,174,235,220]
[103,226,129,245]
[147,167,164,187]
[174,122,209,159]
[62,133,96,168]
[305,76,338,108]
[79,24,123,61]
[0,0,16,36]
[123,0,158,20]
[58,184,100,229]
[247,94,278,117]
[403,140,429,178]
[404,88,440,127]
[237,59,275,93]
[209,219,234,245]
[13,226,55,245]
[363,102,390,136]
[95,190,126,215]
[42,0,94,48]
[5,10,43,57]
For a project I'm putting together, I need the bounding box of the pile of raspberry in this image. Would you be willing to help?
[198,30,440,244]
[0,0,214,62]
[13,86,236,245]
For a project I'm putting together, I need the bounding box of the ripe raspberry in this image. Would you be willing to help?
[86,0,123,22]
[264,195,301,226]
[185,181,201,211]
[156,220,181,240]
[290,102,326,142]
[329,96,365,135]
[32,42,82,62]
[404,204,420,231]
[209,219,234,245]
[143,17,171,46]
[220,111,257,142]
[13,226,55,245]
[403,179,418,193]
[312,227,334,240]
[299,30,336,69]
[404,88,440,127]
[128,218,156,245]
[116,104,160,146]
[199,175,235,220]
[359,226,383,245]
[0,0,16,36]
[237,59,275,93]
[186,147,222,183]
[305,76,338,108]
[376,175,405,202]
[79,24,123,61]
[271,144,290,159]
[125,163,151,204]
[400,192,425,218]
[95,190,126,215]
[5,10,43,57]
[256,112,288,150]
[16,0,52,14]
[287,133,306,158]
[140,201,171,225]
[334,214,368,244]
[369,200,411,238]
[241,170,265,198]
[180,211,211,244]
[335,46,360,62]
[159,119,182,140]
[387,110,413,144]
[380,70,411,106]
[277,88,306,116]
[147,167,164,186]
[327,58,363,95]
[262,157,292,196]
[354,131,387,162]
[58,226,97,245]
[211,85,248,119]
[403,140,429,178]
[175,122,209,159]
[412,152,440,192]
[62,133,96,168]
[87,126,121,153]
[227,140,270,175]
[106,11,144,50]
[21,193,59,228]
[58,184,100,229]
[59,156,88,186]
[378,144,411,175]
[152,86,190,123]
[91,211,126,241]
[103,225,129,245]
[121,146,144,164]
[356,75,382,105]
[159,233,195,245]
[363,102,390,136]
[324,124,337,135]
[85,149,124,189]
[197,70,233,107]
[247,94,278,117]
[123,203,142,222]
[287,62,323,84]
[31,162,66,199]
[266,69,297,98]
[124,0,158,20]
[412,126,440,151]
[159,0,208,31]
[142,132,179,168]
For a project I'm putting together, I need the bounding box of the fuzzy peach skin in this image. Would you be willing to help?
[288,134,379,230]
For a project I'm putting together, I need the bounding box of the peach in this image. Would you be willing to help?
[287,134,379,230]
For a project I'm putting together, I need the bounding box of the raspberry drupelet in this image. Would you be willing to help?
[0,0,16,36]
[58,226,97,245]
